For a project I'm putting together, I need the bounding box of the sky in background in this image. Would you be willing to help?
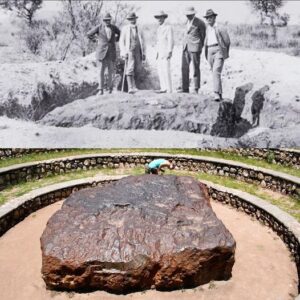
[3,0,300,25]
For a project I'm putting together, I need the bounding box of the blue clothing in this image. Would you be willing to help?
[148,159,167,169]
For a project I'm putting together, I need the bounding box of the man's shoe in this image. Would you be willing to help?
[155,90,167,94]
[97,89,104,96]
[128,89,135,94]
[177,88,189,93]
[109,88,113,94]
[192,89,199,94]
[214,92,221,102]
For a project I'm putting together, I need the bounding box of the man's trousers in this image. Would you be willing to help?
[98,56,115,90]
[157,57,172,93]
[126,47,142,76]
[207,46,224,95]
[181,49,201,92]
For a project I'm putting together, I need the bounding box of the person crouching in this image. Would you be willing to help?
[145,159,174,175]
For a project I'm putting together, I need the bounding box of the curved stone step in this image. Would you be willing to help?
[0,174,299,294]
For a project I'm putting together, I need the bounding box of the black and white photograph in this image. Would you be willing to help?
[0,0,299,147]
[0,1,300,300]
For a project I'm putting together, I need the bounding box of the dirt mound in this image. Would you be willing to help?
[0,54,159,121]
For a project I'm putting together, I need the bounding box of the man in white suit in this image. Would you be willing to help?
[120,12,146,94]
[154,10,174,93]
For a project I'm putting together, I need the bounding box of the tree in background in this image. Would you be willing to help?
[107,0,140,27]
[58,0,138,59]
[8,0,139,60]
[248,0,287,37]
[0,0,43,26]
[59,0,104,59]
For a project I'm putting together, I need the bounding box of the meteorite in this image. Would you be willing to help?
[41,175,235,293]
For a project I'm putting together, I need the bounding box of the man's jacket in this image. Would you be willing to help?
[156,23,174,59]
[183,17,206,53]
[87,23,120,61]
[205,25,231,59]
[119,24,146,58]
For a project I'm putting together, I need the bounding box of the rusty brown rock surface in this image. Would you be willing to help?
[41,175,236,294]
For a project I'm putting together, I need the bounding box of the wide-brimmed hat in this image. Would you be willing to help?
[204,9,218,18]
[184,6,196,15]
[154,10,168,19]
[103,13,112,21]
[127,12,138,20]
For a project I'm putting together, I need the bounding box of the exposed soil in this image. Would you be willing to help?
[0,47,300,147]
[0,47,299,147]
[0,199,297,300]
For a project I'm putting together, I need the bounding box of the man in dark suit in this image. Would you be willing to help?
[178,7,206,94]
[87,13,120,95]
[204,9,231,101]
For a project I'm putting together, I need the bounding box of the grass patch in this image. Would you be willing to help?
[168,169,300,222]
[0,167,299,221]
[143,23,300,57]
[0,168,106,206]
[0,166,144,206]
[227,23,300,57]
[0,148,299,177]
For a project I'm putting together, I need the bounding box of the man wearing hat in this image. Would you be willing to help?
[204,9,231,101]
[154,10,174,93]
[119,12,146,94]
[178,6,206,94]
[87,13,121,95]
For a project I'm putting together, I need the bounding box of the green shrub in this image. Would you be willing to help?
[266,151,275,164]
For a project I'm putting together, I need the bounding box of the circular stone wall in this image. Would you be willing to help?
[0,200,297,300]
[0,174,299,295]
[0,153,299,197]
[1,148,299,167]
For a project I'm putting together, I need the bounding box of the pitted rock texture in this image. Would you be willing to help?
[41,175,236,294]
[39,92,219,134]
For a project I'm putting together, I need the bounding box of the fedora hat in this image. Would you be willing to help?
[184,6,196,15]
[204,9,218,18]
[103,13,112,21]
[127,12,138,20]
[154,10,168,19]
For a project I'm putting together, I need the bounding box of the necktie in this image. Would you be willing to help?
[106,25,112,40]
[131,25,137,38]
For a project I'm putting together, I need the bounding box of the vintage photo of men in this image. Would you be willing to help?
[0,0,299,148]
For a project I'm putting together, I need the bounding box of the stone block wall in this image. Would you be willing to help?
[207,148,300,168]
[0,154,299,197]
[0,180,114,237]
[0,148,299,168]
[0,177,299,292]
[0,148,64,160]
[208,186,300,291]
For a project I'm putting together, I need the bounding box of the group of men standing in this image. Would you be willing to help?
[87,6,230,101]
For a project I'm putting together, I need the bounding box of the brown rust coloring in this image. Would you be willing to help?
[41,175,236,294]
